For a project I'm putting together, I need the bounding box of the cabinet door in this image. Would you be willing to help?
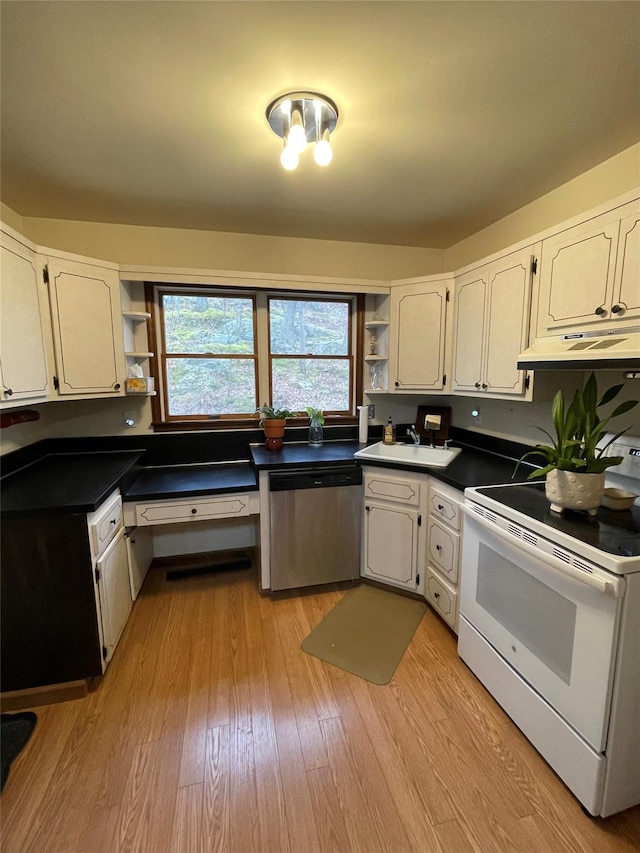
[612,212,640,325]
[46,257,125,396]
[0,231,49,404]
[452,269,487,392]
[96,529,132,663]
[536,210,621,335]
[361,501,420,590]
[483,249,534,396]
[389,280,447,391]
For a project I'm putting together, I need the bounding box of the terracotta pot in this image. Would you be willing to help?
[263,418,286,452]
[545,469,605,516]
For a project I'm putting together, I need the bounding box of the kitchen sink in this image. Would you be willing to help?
[354,441,462,469]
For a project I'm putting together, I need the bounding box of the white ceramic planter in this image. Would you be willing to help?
[545,469,605,516]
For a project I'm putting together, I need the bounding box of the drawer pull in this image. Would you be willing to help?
[191,508,197,514]
[437,504,444,510]
[436,544,442,551]
[110,518,117,526]
[434,591,440,599]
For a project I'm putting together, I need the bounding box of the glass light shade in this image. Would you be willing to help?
[280,144,299,171]
[314,137,333,166]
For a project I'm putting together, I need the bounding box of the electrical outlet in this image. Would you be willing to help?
[368,404,375,419]
[471,407,482,425]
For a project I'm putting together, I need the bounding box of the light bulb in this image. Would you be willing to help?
[280,144,299,171]
[314,138,333,166]
[288,106,307,154]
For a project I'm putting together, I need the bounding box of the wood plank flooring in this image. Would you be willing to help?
[2,565,639,853]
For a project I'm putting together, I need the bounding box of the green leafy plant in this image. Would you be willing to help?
[305,407,325,425]
[256,404,298,424]
[516,373,638,480]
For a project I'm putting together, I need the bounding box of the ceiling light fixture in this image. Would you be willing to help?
[266,91,339,171]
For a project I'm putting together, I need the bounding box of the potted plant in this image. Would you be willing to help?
[305,407,325,447]
[256,404,298,451]
[516,373,638,515]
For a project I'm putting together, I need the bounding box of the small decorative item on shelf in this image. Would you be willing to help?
[305,407,325,447]
[514,372,638,515]
[257,404,297,452]
[370,362,382,390]
[369,334,378,355]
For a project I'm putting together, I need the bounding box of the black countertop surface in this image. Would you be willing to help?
[1,451,144,516]
[123,461,257,501]
[0,431,539,517]
[250,438,535,492]
[250,441,363,471]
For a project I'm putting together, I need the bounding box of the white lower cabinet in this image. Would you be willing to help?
[87,490,132,668]
[425,480,463,632]
[361,467,426,593]
[95,530,132,664]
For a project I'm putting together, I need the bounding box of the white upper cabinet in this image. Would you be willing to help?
[453,246,538,399]
[0,228,50,406]
[45,254,126,397]
[388,279,449,392]
[535,200,640,336]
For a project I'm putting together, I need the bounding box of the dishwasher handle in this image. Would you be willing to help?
[269,466,362,491]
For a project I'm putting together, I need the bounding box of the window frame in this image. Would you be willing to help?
[146,282,364,431]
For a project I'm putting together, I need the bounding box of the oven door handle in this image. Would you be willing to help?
[462,505,624,598]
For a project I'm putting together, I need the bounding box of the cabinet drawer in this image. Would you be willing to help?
[363,468,422,506]
[88,490,123,559]
[428,518,459,583]
[425,569,458,631]
[135,493,253,526]
[429,483,461,529]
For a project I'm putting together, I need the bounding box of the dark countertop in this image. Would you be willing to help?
[250,440,362,471]
[123,462,257,502]
[1,451,144,517]
[250,439,537,492]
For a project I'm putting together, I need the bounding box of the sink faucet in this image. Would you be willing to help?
[407,426,421,445]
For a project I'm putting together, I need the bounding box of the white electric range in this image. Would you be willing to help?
[458,434,640,817]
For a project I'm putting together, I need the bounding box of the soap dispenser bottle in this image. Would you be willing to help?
[383,417,395,445]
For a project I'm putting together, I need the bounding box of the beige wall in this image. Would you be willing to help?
[1,202,23,233]
[19,217,444,282]
[444,143,640,271]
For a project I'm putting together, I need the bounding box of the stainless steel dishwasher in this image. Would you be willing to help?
[269,465,362,591]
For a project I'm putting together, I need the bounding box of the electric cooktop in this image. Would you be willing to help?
[474,482,640,560]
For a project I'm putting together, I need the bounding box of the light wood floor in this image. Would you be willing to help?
[2,565,639,853]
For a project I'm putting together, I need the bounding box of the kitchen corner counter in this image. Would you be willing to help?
[250,440,363,470]
[0,450,144,516]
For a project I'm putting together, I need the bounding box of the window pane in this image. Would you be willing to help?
[269,299,348,355]
[166,358,256,415]
[272,358,350,411]
[163,295,254,354]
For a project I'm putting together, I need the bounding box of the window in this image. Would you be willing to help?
[150,285,362,427]
[269,297,352,412]
[160,292,257,417]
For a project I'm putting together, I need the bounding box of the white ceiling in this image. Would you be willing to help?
[1,1,639,249]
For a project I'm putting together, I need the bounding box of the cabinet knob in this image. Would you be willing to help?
[482,383,488,390]
[3,387,13,396]
[191,508,197,514]
[394,381,400,388]
[365,505,372,512]
[437,504,444,511]
[113,382,121,390]
[594,306,607,316]
[611,304,624,314]
[474,382,481,389]
[434,591,440,599]
[436,544,442,551]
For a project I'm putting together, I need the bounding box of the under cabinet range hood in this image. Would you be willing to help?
[517,328,640,370]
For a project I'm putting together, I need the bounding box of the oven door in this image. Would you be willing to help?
[459,505,625,752]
